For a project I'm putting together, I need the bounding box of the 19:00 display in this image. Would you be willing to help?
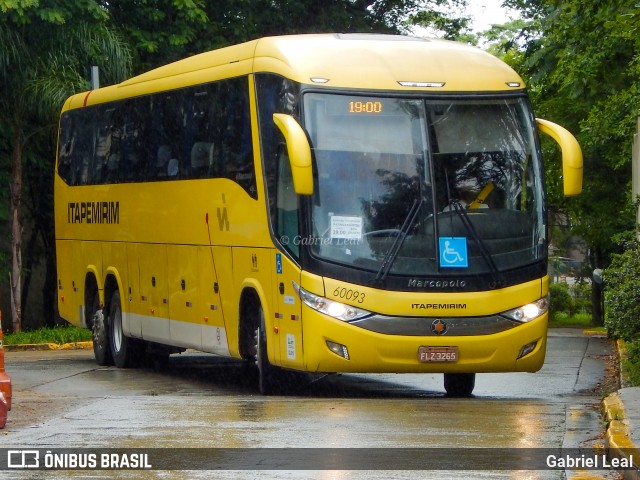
[348,101,383,113]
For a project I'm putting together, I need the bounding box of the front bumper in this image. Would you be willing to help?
[301,309,548,374]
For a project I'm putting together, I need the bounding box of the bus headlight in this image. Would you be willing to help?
[502,296,549,323]
[293,282,372,322]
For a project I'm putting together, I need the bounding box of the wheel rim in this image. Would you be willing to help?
[113,303,123,353]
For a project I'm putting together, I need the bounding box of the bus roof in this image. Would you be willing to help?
[63,34,525,111]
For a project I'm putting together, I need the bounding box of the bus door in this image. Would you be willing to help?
[272,143,304,369]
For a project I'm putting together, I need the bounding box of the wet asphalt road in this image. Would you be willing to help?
[1,329,620,479]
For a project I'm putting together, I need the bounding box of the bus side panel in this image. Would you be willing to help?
[272,253,303,370]
[102,241,132,335]
[167,245,202,350]
[231,247,275,362]
[136,243,170,344]
[56,240,82,326]
[198,246,229,356]
[211,246,238,357]
[125,243,142,337]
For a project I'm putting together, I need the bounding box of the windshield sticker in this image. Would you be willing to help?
[330,215,363,240]
[439,237,468,268]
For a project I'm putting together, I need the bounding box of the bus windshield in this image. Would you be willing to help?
[303,93,545,276]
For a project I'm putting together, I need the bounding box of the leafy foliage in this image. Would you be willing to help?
[107,0,470,73]
[549,281,591,323]
[603,232,640,341]
[549,282,572,318]
[0,0,470,329]
[623,340,640,387]
[0,0,132,330]
[491,1,640,271]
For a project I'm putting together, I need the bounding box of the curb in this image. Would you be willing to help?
[602,339,640,480]
[602,393,639,480]
[4,341,93,352]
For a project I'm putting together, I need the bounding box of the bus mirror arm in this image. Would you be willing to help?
[536,118,583,197]
[273,113,314,195]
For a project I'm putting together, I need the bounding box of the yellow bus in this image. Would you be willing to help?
[55,34,582,396]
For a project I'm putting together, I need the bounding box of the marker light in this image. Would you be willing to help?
[326,341,350,360]
[517,341,538,359]
[310,77,330,84]
[501,296,549,323]
[506,82,522,88]
[293,282,371,322]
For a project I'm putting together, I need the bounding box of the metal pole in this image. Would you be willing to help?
[90,66,100,90]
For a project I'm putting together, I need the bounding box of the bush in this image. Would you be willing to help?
[624,340,640,387]
[571,282,592,315]
[549,282,572,318]
[603,232,640,341]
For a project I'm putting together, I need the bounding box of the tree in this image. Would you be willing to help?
[0,0,469,331]
[484,0,640,324]
[0,1,132,331]
[106,0,469,73]
[490,0,639,267]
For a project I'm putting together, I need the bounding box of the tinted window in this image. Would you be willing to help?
[56,76,256,198]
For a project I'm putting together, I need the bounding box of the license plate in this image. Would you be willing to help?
[418,346,459,363]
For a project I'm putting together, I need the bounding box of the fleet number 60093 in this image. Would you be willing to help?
[332,287,365,304]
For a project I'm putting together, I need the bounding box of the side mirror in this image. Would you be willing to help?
[273,113,313,195]
[536,118,583,197]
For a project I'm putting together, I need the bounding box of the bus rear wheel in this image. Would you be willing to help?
[108,290,143,368]
[444,373,476,397]
[90,291,112,366]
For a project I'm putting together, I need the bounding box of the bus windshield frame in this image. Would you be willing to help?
[297,91,546,290]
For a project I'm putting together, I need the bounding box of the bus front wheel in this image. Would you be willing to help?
[254,306,280,395]
[444,373,475,397]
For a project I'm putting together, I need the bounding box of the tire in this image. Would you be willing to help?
[254,305,280,395]
[108,290,143,368]
[89,291,112,366]
[444,373,476,397]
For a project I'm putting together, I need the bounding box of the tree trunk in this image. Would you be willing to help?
[10,128,23,333]
[590,247,604,327]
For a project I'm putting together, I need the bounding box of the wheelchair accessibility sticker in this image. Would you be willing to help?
[439,237,468,268]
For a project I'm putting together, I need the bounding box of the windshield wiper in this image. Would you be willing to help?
[449,201,504,287]
[372,197,423,286]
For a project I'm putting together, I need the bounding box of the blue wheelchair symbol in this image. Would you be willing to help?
[439,237,468,268]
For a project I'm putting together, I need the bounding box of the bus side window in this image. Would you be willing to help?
[190,142,215,178]
[57,113,75,184]
[156,145,171,178]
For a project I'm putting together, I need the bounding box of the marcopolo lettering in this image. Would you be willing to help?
[407,278,466,288]
[68,202,119,224]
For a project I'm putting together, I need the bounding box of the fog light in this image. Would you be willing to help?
[517,341,537,359]
[326,341,350,360]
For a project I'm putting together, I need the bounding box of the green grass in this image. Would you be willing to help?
[3,325,92,345]
[548,311,595,328]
